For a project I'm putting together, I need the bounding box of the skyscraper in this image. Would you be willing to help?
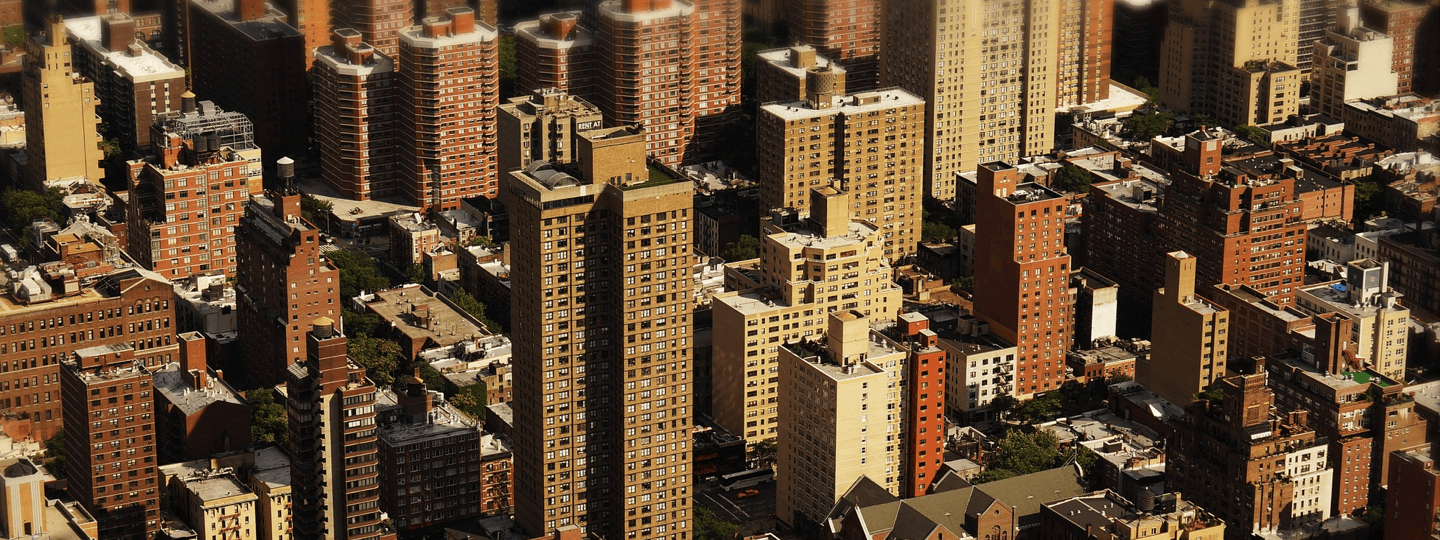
[786,0,879,90]
[1159,0,1302,127]
[235,165,342,388]
[314,28,397,201]
[1311,8,1399,119]
[333,0,413,57]
[286,318,390,540]
[881,0,1060,201]
[972,162,1072,399]
[1056,0,1113,108]
[1358,0,1433,95]
[396,8,500,209]
[1137,251,1230,406]
[60,344,159,540]
[756,87,925,259]
[504,125,694,540]
[64,13,186,154]
[22,16,104,189]
[513,12,592,97]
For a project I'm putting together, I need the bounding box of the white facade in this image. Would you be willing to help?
[1286,444,1332,525]
[1312,9,1399,118]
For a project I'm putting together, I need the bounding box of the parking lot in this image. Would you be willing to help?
[697,476,780,537]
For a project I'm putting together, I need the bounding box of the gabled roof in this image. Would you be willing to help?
[974,466,1088,520]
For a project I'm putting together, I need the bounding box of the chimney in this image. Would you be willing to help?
[101,13,135,53]
[179,332,209,389]
[400,369,434,420]
[237,0,266,22]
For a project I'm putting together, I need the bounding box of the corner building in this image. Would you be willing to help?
[972,162,1072,399]
[504,126,694,539]
[396,8,500,209]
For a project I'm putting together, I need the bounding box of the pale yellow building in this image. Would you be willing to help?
[757,88,925,259]
[22,16,104,189]
[1137,252,1231,406]
[1160,0,1301,127]
[775,311,905,528]
[248,447,293,540]
[881,0,1060,200]
[1311,8,1400,119]
[755,46,847,106]
[711,189,902,444]
[1295,259,1409,381]
[168,473,259,540]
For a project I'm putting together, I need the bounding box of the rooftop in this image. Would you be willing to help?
[64,16,185,83]
[761,88,925,121]
[756,46,847,77]
[153,363,246,416]
[185,474,255,503]
[190,0,302,41]
[363,284,491,349]
[376,389,482,445]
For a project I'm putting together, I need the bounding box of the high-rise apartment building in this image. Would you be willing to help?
[1160,0,1302,127]
[591,0,741,167]
[1386,446,1440,540]
[1298,0,1339,74]
[315,28,396,201]
[757,88,925,259]
[1169,372,1329,537]
[189,0,309,165]
[22,16,104,189]
[497,88,605,177]
[775,312,904,528]
[710,189,902,444]
[153,98,265,197]
[786,0,879,90]
[504,125,694,540]
[60,344,159,540]
[376,377,486,531]
[64,14,186,154]
[1137,252,1230,406]
[1294,259,1409,381]
[235,169,341,388]
[333,0,412,57]
[276,0,329,64]
[513,12,592,97]
[124,124,252,278]
[972,162,1072,399]
[755,46,847,106]
[1056,0,1112,108]
[891,312,946,498]
[286,318,390,540]
[1312,9,1400,119]
[881,0,1060,201]
[1359,0,1433,95]
[1156,131,1308,304]
[396,8,500,209]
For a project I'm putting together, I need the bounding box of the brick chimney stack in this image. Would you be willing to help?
[179,332,208,389]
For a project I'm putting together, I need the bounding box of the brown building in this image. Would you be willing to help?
[396,8,500,209]
[479,432,513,516]
[376,378,486,530]
[972,162,1073,399]
[1156,132,1308,305]
[358,284,490,359]
[512,12,591,98]
[152,332,251,464]
[1039,492,1225,540]
[1138,252,1230,407]
[1081,174,1167,310]
[503,125,694,540]
[188,0,309,165]
[124,124,252,279]
[1226,151,1356,225]
[754,46,847,106]
[333,0,412,57]
[1342,93,1440,154]
[1160,0,1301,127]
[828,467,1089,540]
[591,0,741,167]
[496,88,605,177]
[234,169,341,388]
[64,14,186,154]
[756,88,925,259]
[1209,283,1314,361]
[60,344,159,539]
[1359,0,1433,94]
[0,242,178,446]
[22,16,104,188]
[275,0,327,64]
[314,28,397,201]
[1386,445,1440,540]
[1056,0,1112,108]
[1169,372,1328,537]
[286,318,391,540]
[785,0,878,90]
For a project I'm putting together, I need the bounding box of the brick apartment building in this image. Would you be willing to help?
[315,28,397,201]
[376,377,486,530]
[1056,0,1112,108]
[396,8,500,209]
[512,12,591,98]
[64,13,186,153]
[497,88,605,177]
[332,0,412,57]
[152,332,250,463]
[786,0,879,90]
[60,344,159,540]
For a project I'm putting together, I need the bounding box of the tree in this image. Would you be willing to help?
[247,389,289,446]
[413,361,448,392]
[970,468,1016,484]
[407,264,426,285]
[720,235,761,261]
[448,289,501,333]
[752,439,778,467]
[1353,179,1382,220]
[349,334,404,387]
[1233,124,1271,147]
[989,394,1018,418]
[1132,76,1160,103]
[950,276,975,295]
[922,221,957,242]
[497,35,517,96]
[1052,165,1093,194]
[988,430,1063,476]
[326,250,391,300]
[1121,111,1173,141]
[300,194,333,228]
[44,432,66,479]
[449,383,488,420]
[1,187,67,233]
[694,506,741,540]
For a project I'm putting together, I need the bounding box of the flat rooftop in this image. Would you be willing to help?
[364,285,491,348]
[65,17,185,83]
[761,88,924,121]
[191,0,302,41]
[186,474,255,503]
[153,363,246,416]
[756,46,847,79]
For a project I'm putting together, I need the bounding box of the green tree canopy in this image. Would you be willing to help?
[988,429,1063,477]
[694,506,741,540]
[44,432,66,479]
[448,289,501,333]
[450,382,488,420]
[1233,124,1271,147]
[300,194,333,227]
[349,334,404,387]
[922,221,957,242]
[247,388,289,446]
[1052,165,1093,194]
[720,235,761,261]
[1121,111,1174,141]
[1,187,67,233]
[326,249,391,300]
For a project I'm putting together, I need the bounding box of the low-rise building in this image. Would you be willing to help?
[1293,259,1409,381]
[389,212,443,271]
[1066,340,1143,384]
[1039,491,1224,540]
[456,244,510,331]
[939,316,1017,420]
[356,284,492,359]
[152,332,250,463]
[173,273,237,344]
[377,377,487,530]
[164,470,259,540]
[1343,93,1440,153]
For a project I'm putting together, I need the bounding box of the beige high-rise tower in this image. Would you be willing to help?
[23,16,104,189]
[1160,0,1302,127]
[505,125,694,540]
[757,87,925,259]
[881,0,1060,201]
[1139,251,1231,406]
